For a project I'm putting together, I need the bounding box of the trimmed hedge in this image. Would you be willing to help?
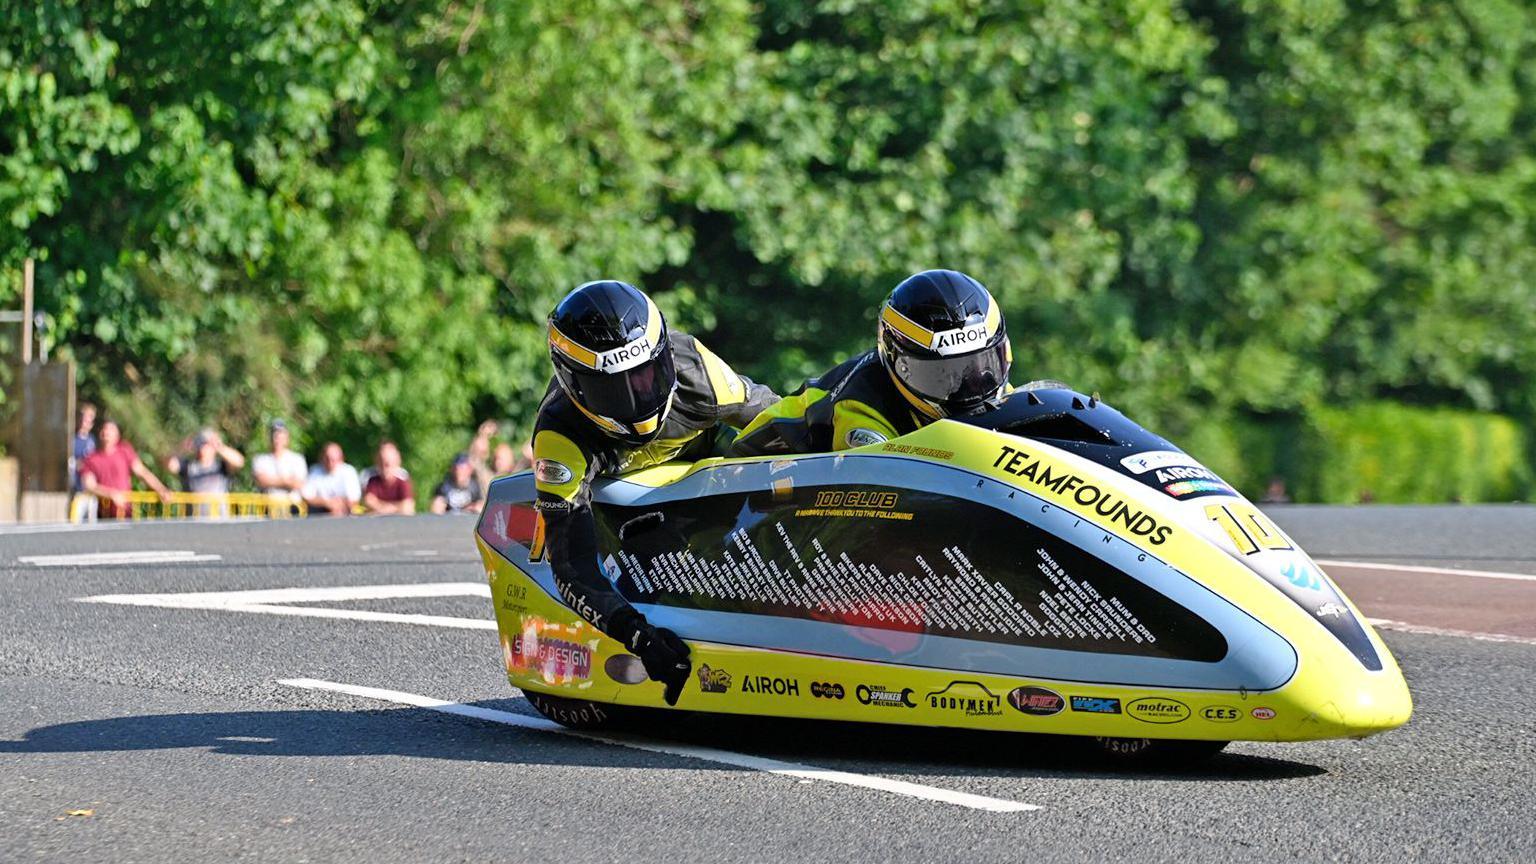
[1185,402,1530,504]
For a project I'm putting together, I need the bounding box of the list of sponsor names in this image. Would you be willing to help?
[610,521,1155,647]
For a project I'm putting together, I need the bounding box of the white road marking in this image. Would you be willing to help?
[1367,618,1536,647]
[1318,559,1536,583]
[21,550,222,567]
[79,582,494,629]
[0,522,130,535]
[279,678,1039,813]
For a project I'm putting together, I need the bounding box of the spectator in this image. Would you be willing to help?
[165,428,246,496]
[491,440,532,476]
[302,442,361,516]
[467,419,498,489]
[71,402,97,491]
[77,420,172,518]
[1260,476,1292,504]
[252,419,308,501]
[362,440,415,515]
[431,453,484,515]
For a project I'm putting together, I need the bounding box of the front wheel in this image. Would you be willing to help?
[1093,737,1228,766]
[523,690,632,730]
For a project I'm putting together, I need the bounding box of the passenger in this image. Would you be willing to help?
[533,280,778,703]
[733,269,1011,455]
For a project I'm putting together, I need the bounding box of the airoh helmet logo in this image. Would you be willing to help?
[930,324,990,355]
[594,338,654,372]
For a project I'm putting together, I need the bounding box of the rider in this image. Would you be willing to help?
[533,280,778,704]
[733,269,1010,455]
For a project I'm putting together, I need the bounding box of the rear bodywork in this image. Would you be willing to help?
[474,389,1411,742]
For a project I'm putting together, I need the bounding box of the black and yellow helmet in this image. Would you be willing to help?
[877,269,1011,418]
[548,280,677,444]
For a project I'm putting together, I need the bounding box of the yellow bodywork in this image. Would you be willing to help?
[476,420,1412,743]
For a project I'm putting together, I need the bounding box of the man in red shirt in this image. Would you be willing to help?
[77,421,173,518]
[361,440,415,515]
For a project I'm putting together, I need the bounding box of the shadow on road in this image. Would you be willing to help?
[0,697,1325,782]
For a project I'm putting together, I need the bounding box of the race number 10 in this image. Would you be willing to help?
[1205,502,1293,556]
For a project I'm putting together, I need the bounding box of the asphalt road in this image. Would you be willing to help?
[2,506,1533,863]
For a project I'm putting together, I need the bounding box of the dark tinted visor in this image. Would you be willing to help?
[893,337,1009,408]
[564,348,676,423]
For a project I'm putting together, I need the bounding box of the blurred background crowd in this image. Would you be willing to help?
[69,403,530,519]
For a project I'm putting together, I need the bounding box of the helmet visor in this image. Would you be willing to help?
[563,348,676,424]
[892,337,1010,409]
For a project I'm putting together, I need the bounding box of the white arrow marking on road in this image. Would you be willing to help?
[78,582,494,629]
[279,677,1040,814]
[21,550,222,567]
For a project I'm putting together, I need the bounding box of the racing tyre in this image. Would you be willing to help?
[523,690,633,730]
[1093,737,1228,767]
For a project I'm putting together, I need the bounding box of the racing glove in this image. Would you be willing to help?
[611,609,692,706]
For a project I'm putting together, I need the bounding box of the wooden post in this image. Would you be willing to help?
[21,257,33,365]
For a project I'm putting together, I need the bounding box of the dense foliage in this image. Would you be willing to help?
[3,0,1533,499]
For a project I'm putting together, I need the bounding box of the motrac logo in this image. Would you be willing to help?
[1126,697,1191,724]
[696,664,731,694]
[856,684,916,708]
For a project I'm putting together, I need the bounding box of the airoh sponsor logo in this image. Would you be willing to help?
[933,325,989,353]
[741,675,800,697]
[596,338,654,370]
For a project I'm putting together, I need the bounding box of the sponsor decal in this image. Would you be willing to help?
[534,497,572,512]
[932,324,991,355]
[813,490,900,509]
[1315,602,1348,619]
[1282,560,1322,590]
[696,663,732,694]
[504,630,592,683]
[594,338,655,372]
[1251,707,1276,720]
[1162,478,1236,499]
[994,445,1174,545]
[795,489,913,521]
[845,428,889,448]
[926,681,1004,717]
[810,682,845,700]
[1008,686,1065,716]
[741,675,800,697]
[1152,465,1222,484]
[1126,697,1191,724]
[1069,696,1122,715]
[605,653,647,685]
[534,459,573,486]
[1200,705,1241,723]
[1120,450,1201,475]
[880,442,954,460]
[498,582,528,614]
[856,684,916,708]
